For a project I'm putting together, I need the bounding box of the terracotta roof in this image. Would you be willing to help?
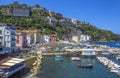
[19,30,40,34]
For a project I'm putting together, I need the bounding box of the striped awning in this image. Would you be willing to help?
[0,58,25,68]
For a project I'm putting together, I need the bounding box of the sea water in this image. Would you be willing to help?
[39,56,118,78]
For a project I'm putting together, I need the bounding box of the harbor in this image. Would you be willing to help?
[0,41,120,78]
[0,1,120,78]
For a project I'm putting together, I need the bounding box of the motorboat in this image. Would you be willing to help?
[71,57,81,61]
[77,64,93,68]
[55,55,64,61]
[116,56,120,61]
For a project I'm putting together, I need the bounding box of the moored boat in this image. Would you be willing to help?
[77,64,93,68]
[71,57,81,61]
[116,55,120,61]
[55,55,64,61]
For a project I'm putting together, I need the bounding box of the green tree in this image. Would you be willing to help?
[35,4,40,8]
[13,1,19,5]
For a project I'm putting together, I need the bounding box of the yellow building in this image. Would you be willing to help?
[20,30,40,44]
[72,36,79,42]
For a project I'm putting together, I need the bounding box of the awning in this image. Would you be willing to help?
[0,58,25,68]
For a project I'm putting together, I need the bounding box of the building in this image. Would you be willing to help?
[12,6,30,17]
[72,36,79,42]
[27,34,34,45]
[20,30,40,44]
[39,35,50,43]
[0,23,16,54]
[47,16,58,26]
[80,35,91,42]
[44,35,50,43]
[71,18,77,25]
[59,18,73,26]
[39,36,45,43]
[50,34,57,42]
[15,30,27,48]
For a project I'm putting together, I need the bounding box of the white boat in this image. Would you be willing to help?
[116,56,120,61]
[71,57,81,61]
[81,49,96,56]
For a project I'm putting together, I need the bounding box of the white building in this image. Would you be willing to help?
[44,35,50,43]
[0,23,16,53]
[47,16,58,26]
[59,19,73,26]
[71,18,77,25]
[80,35,91,42]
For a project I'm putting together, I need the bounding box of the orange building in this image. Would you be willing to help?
[19,30,40,44]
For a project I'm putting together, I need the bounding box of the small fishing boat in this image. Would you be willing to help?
[55,55,64,61]
[77,64,93,68]
[71,57,81,61]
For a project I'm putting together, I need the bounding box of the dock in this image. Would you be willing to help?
[30,51,43,77]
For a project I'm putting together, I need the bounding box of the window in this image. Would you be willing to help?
[7,36,9,39]
[0,42,2,46]
[17,40,19,43]
[0,36,3,39]
[17,36,19,39]
[7,31,9,34]
[0,30,2,34]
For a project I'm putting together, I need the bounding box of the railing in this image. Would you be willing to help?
[6,64,25,78]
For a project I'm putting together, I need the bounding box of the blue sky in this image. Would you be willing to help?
[0,0,120,34]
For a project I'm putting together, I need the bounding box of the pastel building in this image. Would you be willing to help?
[39,35,50,43]
[20,30,40,44]
[15,30,27,48]
[72,36,79,42]
[50,34,57,42]
[39,36,45,43]
[0,23,16,54]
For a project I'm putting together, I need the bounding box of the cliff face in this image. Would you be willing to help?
[0,3,120,41]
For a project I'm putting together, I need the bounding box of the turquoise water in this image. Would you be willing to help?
[39,56,118,78]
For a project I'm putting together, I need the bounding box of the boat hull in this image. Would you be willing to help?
[77,64,93,68]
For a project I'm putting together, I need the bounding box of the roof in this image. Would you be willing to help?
[0,58,25,68]
[20,30,40,34]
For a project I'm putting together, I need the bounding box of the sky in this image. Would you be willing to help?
[0,0,120,34]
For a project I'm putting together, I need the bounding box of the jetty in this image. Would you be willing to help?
[30,51,43,77]
[97,56,120,76]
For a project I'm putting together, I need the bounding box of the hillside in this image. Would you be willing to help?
[0,2,120,41]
